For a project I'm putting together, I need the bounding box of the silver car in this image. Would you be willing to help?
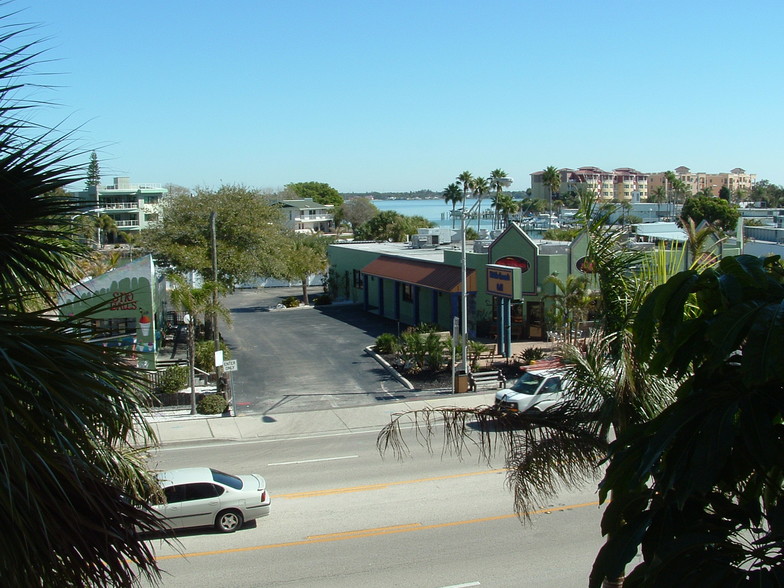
[153,467,271,533]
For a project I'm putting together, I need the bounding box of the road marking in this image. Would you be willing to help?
[267,455,359,466]
[441,583,481,588]
[275,469,507,499]
[153,500,600,561]
[308,523,423,539]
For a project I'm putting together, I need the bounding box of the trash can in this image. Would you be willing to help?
[454,371,469,394]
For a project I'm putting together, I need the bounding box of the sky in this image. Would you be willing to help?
[19,1,784,193]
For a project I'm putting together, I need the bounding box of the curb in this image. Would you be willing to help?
[364,345,415,390]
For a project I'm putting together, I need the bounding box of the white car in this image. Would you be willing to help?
[153,467,271,533]
[494,362,567,413]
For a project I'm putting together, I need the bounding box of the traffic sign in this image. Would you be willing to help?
[223,359,238,372]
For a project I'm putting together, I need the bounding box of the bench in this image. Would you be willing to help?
[468,370,507,392]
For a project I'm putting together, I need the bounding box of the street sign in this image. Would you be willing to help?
[223,359,238,372]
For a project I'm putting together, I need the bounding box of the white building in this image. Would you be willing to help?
[73,176,168,238]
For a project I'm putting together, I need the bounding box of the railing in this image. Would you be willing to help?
[101,202,138,209]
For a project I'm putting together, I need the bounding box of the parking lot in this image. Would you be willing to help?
[221,287,422,416]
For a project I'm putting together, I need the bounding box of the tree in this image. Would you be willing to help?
[442,182,462,230]
[86,150,100,189]
[493,192,518,230]
[167,273,213,414]
[649,185,667,203]
[96,212,119,246]
[718,185,731,201]
[336,197,378,234]
[541,166,561,228]
[0,13,166,585]
[489,168,510,230]
[355,210,434,242]
[140,185,287,287]
[456,170,473,230]
[680,194,740,231]
[664,170,690,204]
[275,233,331,305]
[285,181,343,207]
[591,255,784,586]
[472,175,489,233]
[544,273,593,345]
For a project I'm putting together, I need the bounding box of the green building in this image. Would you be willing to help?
[58,255,167,370]
[327,222,741,353]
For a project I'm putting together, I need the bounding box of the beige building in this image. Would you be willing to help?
[648,166,755,198]
[530,166,648,202]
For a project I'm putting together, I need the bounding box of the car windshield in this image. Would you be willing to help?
[210,468,243,490]
[508,372,544,395]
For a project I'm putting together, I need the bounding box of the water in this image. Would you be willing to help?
[370,197,545,238]
[372,197,482,229]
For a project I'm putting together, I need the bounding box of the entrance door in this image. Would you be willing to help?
[526,302,545,340]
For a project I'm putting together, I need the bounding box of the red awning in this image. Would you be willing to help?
[361,256,475,293]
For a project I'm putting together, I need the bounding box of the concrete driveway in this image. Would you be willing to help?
[221,287,417,416]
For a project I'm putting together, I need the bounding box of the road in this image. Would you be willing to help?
[143,426,608,587]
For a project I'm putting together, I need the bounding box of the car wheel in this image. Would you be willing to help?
[215,509,243,533]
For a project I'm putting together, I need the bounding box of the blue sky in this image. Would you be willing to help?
[21,1,784,192]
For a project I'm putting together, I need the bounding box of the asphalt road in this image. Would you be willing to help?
[221,287,431,416]
[145,421,609,587]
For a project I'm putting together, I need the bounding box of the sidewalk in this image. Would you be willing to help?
[142,391,499,446]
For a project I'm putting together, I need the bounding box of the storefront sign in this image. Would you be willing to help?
[486,264,521,299]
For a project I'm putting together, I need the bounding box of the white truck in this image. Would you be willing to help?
[494,361,568,413]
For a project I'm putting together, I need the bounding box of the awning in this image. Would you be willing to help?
[362,256,475,293]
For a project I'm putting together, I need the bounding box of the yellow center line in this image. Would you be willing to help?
[154,501,600,561]
[276,468,508,499]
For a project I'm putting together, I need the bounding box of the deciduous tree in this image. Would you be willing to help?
[337,197,378,233]
[680,194,740,231]
[140,185,286,287]
[286,181,343,206]
[275,233,331,304]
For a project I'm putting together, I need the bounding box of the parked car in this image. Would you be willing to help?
[152,467,271,533]
[494,361,568,413]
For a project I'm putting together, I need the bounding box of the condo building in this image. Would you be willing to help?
[530,167,648,202]
[647,166,755,198]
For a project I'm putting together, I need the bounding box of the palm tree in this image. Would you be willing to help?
[0,13,166,585]
[96,213,119,247]
[649,185,667,203]
[472,175,489,234]
[493,192,517,230]
[489,168,509,230]
[442,183,462,230]
[541,166,561,228]
[544,273,593,345]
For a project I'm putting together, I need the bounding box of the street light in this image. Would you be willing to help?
[460,196,468,376]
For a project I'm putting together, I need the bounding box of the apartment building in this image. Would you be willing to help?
[73,176,168,235]
[530,167,648,202]
[648,167,756,198]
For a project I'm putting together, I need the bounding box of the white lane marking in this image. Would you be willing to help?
[440,583,481,588]
[268,455,359,466]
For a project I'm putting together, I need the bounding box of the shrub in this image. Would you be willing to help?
[281,296,300,308]
[195,340,231,373]
[156,365,188,395]
[197,394,228,415]
[313,294,332,305]
[519,346,546,365]
[375,332,398,355]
